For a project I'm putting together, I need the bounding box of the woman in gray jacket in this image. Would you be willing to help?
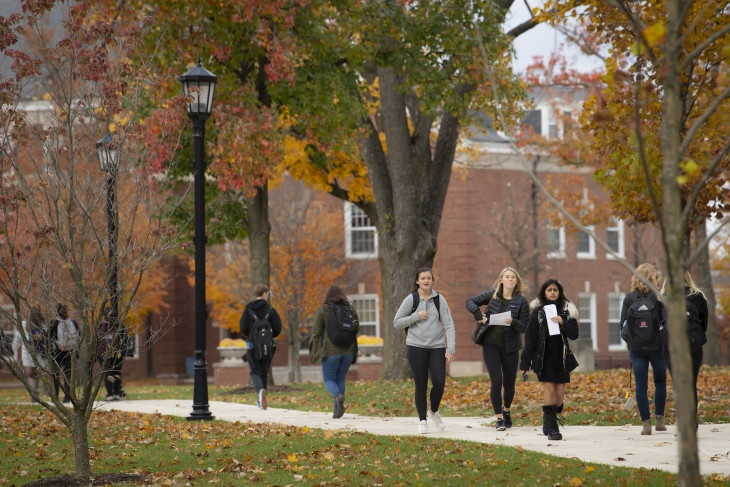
[394,267,455,435]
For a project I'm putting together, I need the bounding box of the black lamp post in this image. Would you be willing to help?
[180,57,217,421]
[96,133,119,324]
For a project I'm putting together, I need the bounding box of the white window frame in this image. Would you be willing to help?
[608,292,627,350]
[546,226,566,259]
[578,292,597,350]
[350,294,380,338]
[345,202,377,259]
[606,218,625,259]
[576,226,595,259]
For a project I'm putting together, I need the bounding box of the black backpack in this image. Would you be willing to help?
[685,297,707,352]
[621,292,660,350]
[249,308,274,360]
[405,290,441,335]
[326,303,358,346]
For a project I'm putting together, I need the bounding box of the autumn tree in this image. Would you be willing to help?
[541,0,729,484]
[97,0,548,379]
[0,1,185,479]
[205,179,354,382]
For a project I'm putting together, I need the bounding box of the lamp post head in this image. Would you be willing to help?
[180,56,217,118]
[95,132,119,172]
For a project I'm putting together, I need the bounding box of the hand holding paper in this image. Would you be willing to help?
[544,304,561,335]
[489,311,512,326]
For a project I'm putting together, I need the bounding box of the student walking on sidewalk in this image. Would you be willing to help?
[309,285,360,418]
[520,279,579,440]
[394,267,455,434]
[240,284,282,410]
[620,263,667,435]
[466,267,530,431]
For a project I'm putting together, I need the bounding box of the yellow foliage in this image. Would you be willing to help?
[219,338,247,347]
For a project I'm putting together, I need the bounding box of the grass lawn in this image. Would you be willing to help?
[1,368,728,486]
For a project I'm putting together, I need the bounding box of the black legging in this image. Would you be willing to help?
[98,356,124,397]
[406,346,446,421]
[482,343,519,415]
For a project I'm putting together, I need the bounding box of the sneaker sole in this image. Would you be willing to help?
[496,426,506,431]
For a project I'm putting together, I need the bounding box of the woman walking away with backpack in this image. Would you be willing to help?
[660,271,708,427]
[12,306,47,396]
[309,285,360,418]
[240,284,282,410]
[620,263,667,435]
[394,267,456,434]
[520,279,579,440]
[466,267,530,431]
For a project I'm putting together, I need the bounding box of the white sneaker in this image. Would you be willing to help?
[418,420,428,434]
[429,410,445,431]
[258,389,268,410]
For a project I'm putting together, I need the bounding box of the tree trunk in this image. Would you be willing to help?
[360,66,460,380]
[71,415,92,477]
[694,221,720,365]
[287,322,302,383]
[661,3,700,483]
[247,184,270,296]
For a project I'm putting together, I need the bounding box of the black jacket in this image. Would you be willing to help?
[465,290,530,353]
[240,299,283,340]
[520,299,580,377]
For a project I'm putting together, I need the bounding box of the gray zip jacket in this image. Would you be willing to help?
[393,290,456,355]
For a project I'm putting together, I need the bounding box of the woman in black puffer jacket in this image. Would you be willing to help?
[520,279,579,440]
[466,267,530,431]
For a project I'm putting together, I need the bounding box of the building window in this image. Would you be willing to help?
[608,293,626,350]
[351,295,379,337]
[606,218,624,258]
[576,227,595,259]
[345,203,377,259]
[522,109,542,136]
[578,293,597,349]
[546,226,565,258]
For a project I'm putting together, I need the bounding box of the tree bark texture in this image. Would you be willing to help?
[661,3,701,483]
[247,185,271,296]
[694,222,720,365]
[361,66,460,380]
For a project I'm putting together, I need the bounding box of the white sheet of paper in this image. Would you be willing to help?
[489,311,512,326]
[544,304,561,335]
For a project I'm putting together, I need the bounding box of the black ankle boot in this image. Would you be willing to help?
[542,405,562,440]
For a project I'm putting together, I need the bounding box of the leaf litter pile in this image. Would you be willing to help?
[0,368,728,486]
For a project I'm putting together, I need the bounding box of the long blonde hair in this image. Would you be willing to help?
[631,263,658,293]
[660,271,705,299]
[491,267,526,297]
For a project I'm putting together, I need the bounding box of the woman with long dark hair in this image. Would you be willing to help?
[466,267,530,431]
[394,267,455,434]
[310,285,360,418]
[520,279,579,440]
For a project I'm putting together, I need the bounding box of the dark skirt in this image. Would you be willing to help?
[538,334,570,384]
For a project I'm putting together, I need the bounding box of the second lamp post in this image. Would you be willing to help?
[180,58,217,421]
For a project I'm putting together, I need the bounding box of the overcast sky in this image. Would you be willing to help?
[505,1,605,75]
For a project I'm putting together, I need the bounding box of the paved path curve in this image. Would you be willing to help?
[98,400,730,476]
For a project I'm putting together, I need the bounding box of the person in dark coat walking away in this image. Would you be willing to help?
[97,311,126,401]
[466,267,530,431]
[309,285,360,418]
[620,263,667,435]
[520,279,579,440]
[660,271,708,427]
[240,284,282,410]
[394,267,456,435]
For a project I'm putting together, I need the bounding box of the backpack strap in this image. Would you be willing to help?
[248,308,259,321]
[411,290,442,322]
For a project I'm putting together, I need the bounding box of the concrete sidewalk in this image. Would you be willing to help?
[98,399,730,476]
